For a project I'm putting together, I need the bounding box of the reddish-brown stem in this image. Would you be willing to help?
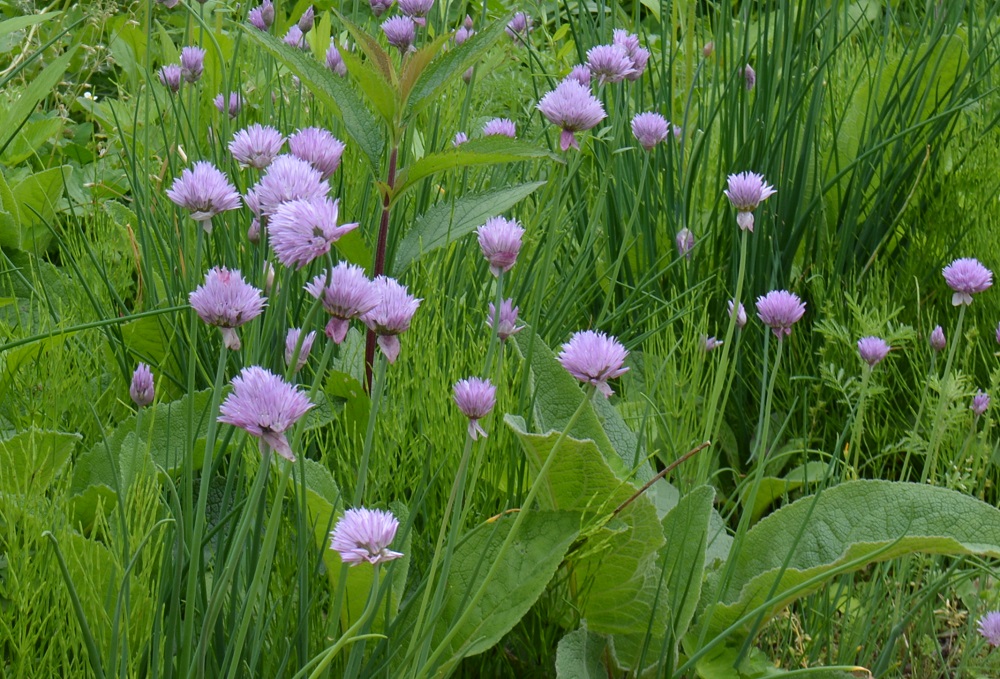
[612,441,711,517]
[365,145,398,392]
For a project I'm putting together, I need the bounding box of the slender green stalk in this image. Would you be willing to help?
[923,304,967,483]
[848,366,874,479]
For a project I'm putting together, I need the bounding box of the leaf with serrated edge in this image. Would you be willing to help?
[399,34,450,108]
[336,13,397,86]
[338,48,396,126]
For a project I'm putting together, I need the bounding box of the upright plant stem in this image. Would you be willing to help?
[848,367,874,478]
[923,305,967,483]
[366,145,399,392]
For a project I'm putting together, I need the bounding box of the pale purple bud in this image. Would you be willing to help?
[930,325,946,352]
[213,91,242,119]
[857,336,890,368]
[284,25,308,50]
[755,290,806,340]
[586,44,635,85]
[285,328,316,373]
[477,216,524,276]
[248,5,270,31]
[382,16,416,53]
[288,127,346,180]
[306,263,379,344]
[326,42,347,76]
[370,0,394,16]
[728,300,747,329]
[558,330,629,398]
[453,377,496,440]
[361,276,421,363]
[158,64,182,93]
[455,18,475,45]
[942,258,992,306]
[724,171,777,232]
[453,131,468,147]
[180,46,206,83]
[537,79,607,152]
[482,118,516,138]
[260,0,275,26]
[703,41,714,57]
[506,12,531,44]
[463,14,474,29]
[218,366,314,461]
[703,336,723,352]
[487,298,523,341]
[166,161,242,231]
[566,65,591,87]
[462,66,474,83]
[248,218,261,243]
[979,611,1000,646]
[298,6,315,33]
[329,507,403,565]
[743,64,756,90]
[130,363,154,407]
[972,389,991,417]
[189,267,267,351]
[229,124,285,170]
[676,228,694,259]
[631,112,669,150]
[269,197,359,269]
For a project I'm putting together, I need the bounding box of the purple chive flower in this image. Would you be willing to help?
[676,228,694,259]
[566,65,591,87]
[558,330,630,398]
[370,0,394,16]
[189,267,267,350]
[979,611,1000,646]
[632,112,669,150]
[477,216,525,276]
[166,161,242,231]
[728,300,748,329]
[537,79,607,152]
[755,290,806,339]
[972,390,991,416]
[269,197,359,269]
[180,46,206,83]
[298,6,315,33]
[612,29,649,81]
[306,263,379,343]
[362,276,421,364]
[229,124,284,170]
[248,154,327,217]
[285,328,316,373]
[157,0,180,8]
[288,127,346,181]
[329,507,404,566]
[506,12,531,43]
[382,16,416,53]
[453,377,496,440]
[248,2,272,31]
[399,0,433,26]
[158,64,182,93]
[703,336,723,352]
[130,363,154,408]
[743,64,756,90]
[857,336,890,368]
[455,16,475,44]
[453,131,468,147]
[248,218,261,243]
[482,118,516,138]
[284,25,308,49]
[487,298,523,341]
[942,258,992,306]
[585,44,635,85]
[930,325,946,352]
[724,171,777,232]
[326,41,347,76]
[213,92,242,119]
[218,366,313,461]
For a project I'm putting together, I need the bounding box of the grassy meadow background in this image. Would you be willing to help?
[3,0,1000,676]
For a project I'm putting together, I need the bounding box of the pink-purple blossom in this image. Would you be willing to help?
[306,263,380,343]
[487,298,523,341]
[399,0,433,25]
[566,65,591,87]
[213,92,242,119]
[285,328,316,373]
[158,65,181,92]
[857,336,890,368]
[297,6,315,32]
[728,300,748,329]
[537,79,607,152]
[482,118,516,138]
[930,325,946,352]
[329,507,404,566]
[288,127,347,181]
[180,46,205,83]
[453,132,468,147]
[631,112,669,150]
[166,161,242,231]
[189,267,266,350]
[743,64,756,90]
[972,390,991,417]
[612,29,649,80]
[676,228,694,259]
[558,330,630,398]
[477,217,525,276]
[326,41,347,76]
[703,336,723,352]
[362,277,421,363]
[755,290,806,339]
[218,366,314,461]
[506,12,531,44]
[284,25,308,50]
[453,377,496,440]
[370,0,394,16]
[382,16,416,53]
[247,154,327,217]
[586,44,635,85]
[248,0,273,30]
[942,258,992,306]
[268,197,359,269]
[724,171,777,231]
[130,363,154,408]
[455,16,474,44]
[229,124,284,170]
[979,611,1000,646]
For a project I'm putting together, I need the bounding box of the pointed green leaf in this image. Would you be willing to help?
[662,486,714,643]
[337,14,397,86]
[708,480,1000,637]
[242,27,384,170]
[338,47,397,126]
[393,181,544,272]
[399,33,451,107]
[0,48,75,154]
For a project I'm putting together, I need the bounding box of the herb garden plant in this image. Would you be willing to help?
[3,0,1000,677]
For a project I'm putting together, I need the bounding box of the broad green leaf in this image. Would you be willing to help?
[0,49,75,156]
[392,138,560,202]
[555,627,608,678]
[7,165,70,252]
[0,429,80,494]
[334,228,372,271]
[741,461,829,523]
[242,27,383,170]
[398,34,450,108]
[696,643,859,679]
[505,417,666,671]
[708,480,1000,637]
[662,486,714,643]
[392,181,545,272]
[337,14,397,85]
[405,17,509,117]
[431,510,579,670]
[338,47,396,127]
[0,12,60,39]
[1,116,63,165]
